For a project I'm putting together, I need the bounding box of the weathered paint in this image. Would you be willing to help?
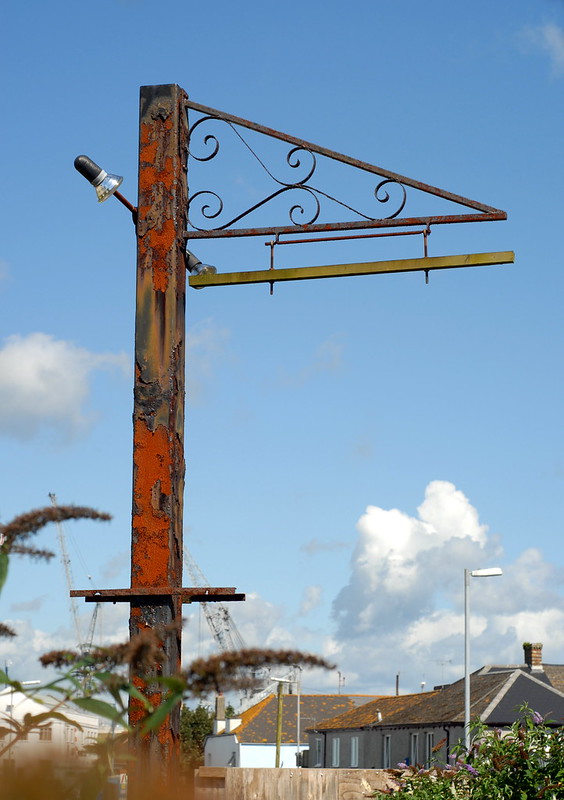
[129,83,189,780]
[189,251,515,289]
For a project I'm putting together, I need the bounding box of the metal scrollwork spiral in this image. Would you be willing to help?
[188,116,221,162]
[187,111,410,231]
[287,187,321,226]
[374,179,407,219]
[188,191,224,228]
[281,147,316,187]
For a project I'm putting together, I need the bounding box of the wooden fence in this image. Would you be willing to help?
[194,767,394,800]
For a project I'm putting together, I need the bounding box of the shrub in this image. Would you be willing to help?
[374,706,564,799]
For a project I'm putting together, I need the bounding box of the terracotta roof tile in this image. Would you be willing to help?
[232,694,380,744]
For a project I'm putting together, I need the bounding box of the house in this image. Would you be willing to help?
[204,691,381,768]
[307,642,564,770]
[0,687,113,778]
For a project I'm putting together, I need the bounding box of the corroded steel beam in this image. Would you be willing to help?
[130,83,188,780]
[71,587,245,603]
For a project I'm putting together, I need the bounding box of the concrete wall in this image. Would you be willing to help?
[194,767,395,800]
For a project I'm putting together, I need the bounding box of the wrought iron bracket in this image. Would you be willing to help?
[185,99,507,241]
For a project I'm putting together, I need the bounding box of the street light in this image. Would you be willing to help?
[464,567,502,751]
[74,155,137,217]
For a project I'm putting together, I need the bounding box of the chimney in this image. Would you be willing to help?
[213,694,226,734]
[523,642,543,671]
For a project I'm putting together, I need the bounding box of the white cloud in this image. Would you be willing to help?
[186,318,230,402]
[328,481,564,693]
[300,538,349,555]
[6,480,564,699]
[333,481,496,640]
[300,585,322,615]
[277,335,344,388]
[0,333,129,441]
[524,22,564,74]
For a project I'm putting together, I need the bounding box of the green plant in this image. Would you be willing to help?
[466,707,564,799]
[180,704,214,768]
[0,503,333,798]
[374,706,564,799]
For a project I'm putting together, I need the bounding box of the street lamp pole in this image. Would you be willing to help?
[464,567,502,751]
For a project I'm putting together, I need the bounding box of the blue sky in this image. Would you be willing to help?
[1,0,563,698]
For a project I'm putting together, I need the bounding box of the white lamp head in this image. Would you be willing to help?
[470,567,503,578]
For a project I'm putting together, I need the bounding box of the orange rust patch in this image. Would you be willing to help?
[132,421,174,586]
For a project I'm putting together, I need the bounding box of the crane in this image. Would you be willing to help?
[49,493,100,655]
[49,492,83,647]
[184,551,246,652]
[184,550,271,708]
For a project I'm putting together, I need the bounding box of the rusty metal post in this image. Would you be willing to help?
[129,84,188,777]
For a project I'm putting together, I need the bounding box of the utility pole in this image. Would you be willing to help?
[73,83,512,786]
[275,680,284,768]
[127,83,188,774]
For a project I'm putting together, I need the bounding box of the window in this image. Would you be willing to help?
[315,737,323,767]
[39,726,53,742]
[409,733,419,767]
[383,734,392,769]
[350,735,359,767]
[331,737,340,767]
[425,732,434,767]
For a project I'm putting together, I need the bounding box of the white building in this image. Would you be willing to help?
[0,686,112,776]
[205,692,380,769]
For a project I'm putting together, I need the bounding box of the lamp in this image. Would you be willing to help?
[74,155,123,202]
[185,248,217,276]
[464,567,503,751]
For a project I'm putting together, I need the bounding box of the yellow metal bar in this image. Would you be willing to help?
[189,251,514,289]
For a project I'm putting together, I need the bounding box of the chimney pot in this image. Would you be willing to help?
[523,642,543,671]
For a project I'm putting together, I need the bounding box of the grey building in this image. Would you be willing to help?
[307,643,564,769]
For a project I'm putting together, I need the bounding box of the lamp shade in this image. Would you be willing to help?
[74,155,123,203]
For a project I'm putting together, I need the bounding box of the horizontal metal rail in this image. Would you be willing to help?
[72,587,246,603]
[189,251,514,289]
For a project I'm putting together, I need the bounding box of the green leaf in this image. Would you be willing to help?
[126,684,154,711]
[72,696,129,726]
[157,675,186,692]
[27,710,83,730]
[140,693,181,736]
[0,551,8,594]
[0,669,11,686]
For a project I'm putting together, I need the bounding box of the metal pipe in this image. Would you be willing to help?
[464,569,471,752]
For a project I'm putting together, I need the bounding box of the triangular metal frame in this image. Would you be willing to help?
[185,99,506,241]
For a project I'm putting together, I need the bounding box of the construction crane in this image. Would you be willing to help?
[49,492,83,647]
[184,550,246,652]
[184,550,271,708]
[49,493,100,655]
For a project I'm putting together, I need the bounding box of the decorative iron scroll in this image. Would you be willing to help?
[188,114,407,232]
[184,100,506,240]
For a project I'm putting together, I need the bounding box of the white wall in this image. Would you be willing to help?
[205,736,301,769]
[240,743,299,768]
[205,733,239,767]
